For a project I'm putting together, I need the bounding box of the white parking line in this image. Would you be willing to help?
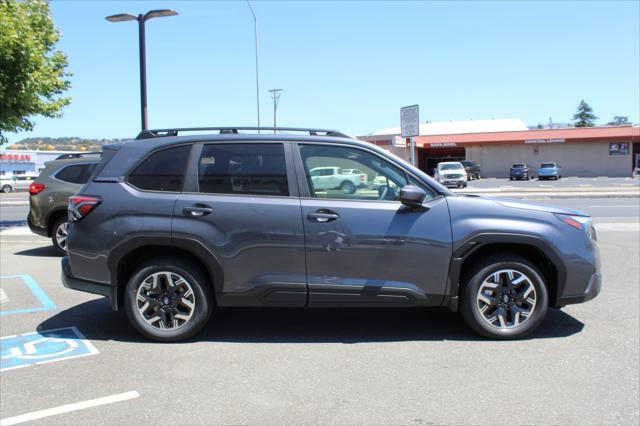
[0,391,140,425]
[0,289,8,304]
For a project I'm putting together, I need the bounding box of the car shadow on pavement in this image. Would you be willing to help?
[15,246,61,257]
[37,297,585,344]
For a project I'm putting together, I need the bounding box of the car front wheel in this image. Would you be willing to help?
[125,257,213,342]
[460,255,548,339]
[1,184,12,193]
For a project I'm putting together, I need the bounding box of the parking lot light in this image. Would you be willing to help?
[105,9,178,131]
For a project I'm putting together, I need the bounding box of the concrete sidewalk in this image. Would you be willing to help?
[453,186,640,199]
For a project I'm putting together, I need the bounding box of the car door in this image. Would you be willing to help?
[294,143,453,307]
[173,141,307,307]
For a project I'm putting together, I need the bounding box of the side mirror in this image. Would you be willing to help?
[399,185,427,208]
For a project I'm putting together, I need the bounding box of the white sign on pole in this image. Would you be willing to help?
[400,105,419,138]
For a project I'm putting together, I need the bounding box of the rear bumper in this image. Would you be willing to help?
[28,214,48,237]
[555,271,601,306]
[61,256,117,309]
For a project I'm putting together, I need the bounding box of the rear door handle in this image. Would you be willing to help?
[307,210,339,223]
[183,204,213,217]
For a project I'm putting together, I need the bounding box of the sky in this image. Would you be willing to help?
[6,0,640,143]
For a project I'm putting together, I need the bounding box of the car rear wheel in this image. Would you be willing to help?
[125,257,213,342]
[51,217,69,255]
[460,255,548,339]
[1,184,12,193]
[340,181,356,194]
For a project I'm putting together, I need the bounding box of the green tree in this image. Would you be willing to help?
[607,116,631,126]
[572,100,598,127]
[0,0,71,144]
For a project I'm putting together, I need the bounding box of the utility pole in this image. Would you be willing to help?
[268,89,283,133]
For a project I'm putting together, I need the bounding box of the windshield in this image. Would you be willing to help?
[439,163,463,171]
[541,163,556,168]
[512,164,525,168]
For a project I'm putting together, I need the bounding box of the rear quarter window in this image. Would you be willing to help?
[54,163,98,184]
[127,145,191,192]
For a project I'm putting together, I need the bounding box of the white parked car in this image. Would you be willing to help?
[309,167,367,194]
[0,174,38,193]
[435,162,468,188]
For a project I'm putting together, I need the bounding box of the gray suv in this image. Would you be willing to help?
[62,127,601,341]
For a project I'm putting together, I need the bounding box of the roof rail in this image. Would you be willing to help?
[54,152,102,160]
[135,127,353,140]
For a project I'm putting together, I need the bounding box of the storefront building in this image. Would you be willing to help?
[0,149,81,177]
[360,125,640,178]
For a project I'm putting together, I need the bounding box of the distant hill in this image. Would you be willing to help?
[7,137,126,152]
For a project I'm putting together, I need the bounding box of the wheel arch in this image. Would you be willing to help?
[108,235,224,310]
[46,208,68,237]
[446,233,565,310]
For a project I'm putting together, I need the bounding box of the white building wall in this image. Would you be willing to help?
[466,142,633,178]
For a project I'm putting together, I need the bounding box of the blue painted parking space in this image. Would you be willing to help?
[0,275,56,316]
[1,327,99,372]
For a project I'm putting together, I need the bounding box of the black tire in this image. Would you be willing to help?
[340,180,356,195]
[459,255,548,339]
[1,184,12,193]
[509,177,514,181]
[124,257,213,342]
[51,217,69,255]
[462,182,467,188]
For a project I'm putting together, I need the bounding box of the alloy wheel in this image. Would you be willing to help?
[55,222,69,251]
[135,271,196,330]
[476,269,537,329]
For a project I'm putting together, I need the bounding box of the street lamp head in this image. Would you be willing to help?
[105,13,138,23]
[144,9,178,21]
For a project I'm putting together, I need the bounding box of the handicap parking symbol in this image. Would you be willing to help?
[0,275,56,316]
[1,327,99,372]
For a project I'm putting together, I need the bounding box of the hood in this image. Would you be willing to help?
[440,169,464,175]
[456,194,588,216]
[492,198,588,216]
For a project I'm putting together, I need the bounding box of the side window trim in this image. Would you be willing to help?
[292,142,436,201]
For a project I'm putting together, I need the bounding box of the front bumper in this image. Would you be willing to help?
[61,256,117,308]
[555,271,601,306]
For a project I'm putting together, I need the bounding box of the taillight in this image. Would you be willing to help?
[68,195,101,222]
[360,175,365,182]
[29,182,45,195]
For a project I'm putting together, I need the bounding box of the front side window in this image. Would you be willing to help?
[55,163,98,184]
[128,145,191,192]
[198,143,288,196]
[299,144,425,201]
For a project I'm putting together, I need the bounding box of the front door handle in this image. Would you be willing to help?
[183,204,213,217]
[307,210,339,223]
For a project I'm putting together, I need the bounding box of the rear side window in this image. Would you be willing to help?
[55,163,98,184]
[128,145,191,192]
[198,143,288,196]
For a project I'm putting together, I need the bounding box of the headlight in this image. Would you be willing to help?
[554,213,595,240]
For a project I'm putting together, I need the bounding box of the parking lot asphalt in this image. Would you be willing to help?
[0,199,638,425]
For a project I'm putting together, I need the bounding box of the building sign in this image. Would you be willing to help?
[609,142,629,155]
[400,105,420,138]
[429,142,457,148]
[524,138,565,144]
[0,153,32,162]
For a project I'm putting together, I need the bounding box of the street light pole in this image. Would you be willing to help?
[246,1,260,133]
[106,9,178,131]
[268,89,283,133]
[137,15,147,131]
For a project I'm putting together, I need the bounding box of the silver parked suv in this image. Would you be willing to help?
[62,127,601,341]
